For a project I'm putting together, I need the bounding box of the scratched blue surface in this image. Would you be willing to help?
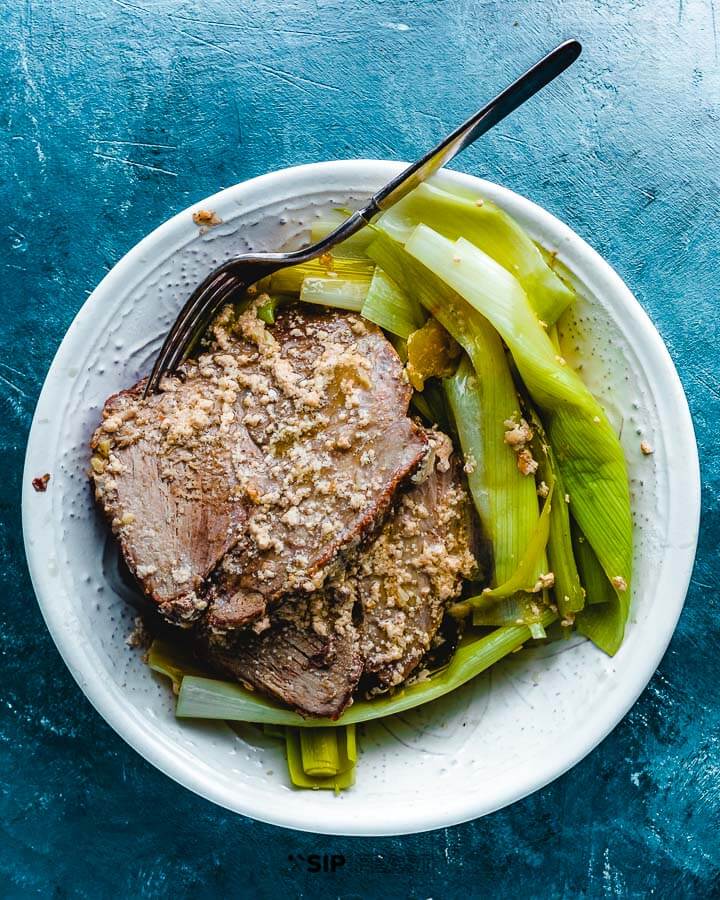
[1,1,718,897]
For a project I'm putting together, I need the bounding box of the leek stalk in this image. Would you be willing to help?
[528,406,585,618]
[573,523,625,654]
[270,256,374,295]
[299,276,369,311]
[285,726,357,790]
[573,524,616,606]
[360,266,426,340]
[403,225,632,652]
[172,611,556,726]
[367,232,541,590]
[411,379,451,433]
[377,180,575,324]
[299,727,340,776]
[470,479,554,601]
[471,592,552,627]
[444,358,540,589]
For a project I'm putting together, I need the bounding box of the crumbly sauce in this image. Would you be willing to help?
[91,301,478,706]
[205,302,428,630]
[90,301,427,629]
[331,431,476,691]
[204,429,478,711]
[504,415,539,476]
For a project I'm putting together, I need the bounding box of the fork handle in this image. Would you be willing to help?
[144,40,581,394]
[285,40,581,266]
[296,40,581,262]
[366,39,581,216]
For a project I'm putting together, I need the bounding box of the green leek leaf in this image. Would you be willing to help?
[572,522,625,654]
[403,225,632,651]
[174,611,556,726]
[471,479,554,601]
[360,266,425,339]
[411,380,451,434]
[378,180,575,324]
[367,233,541,589]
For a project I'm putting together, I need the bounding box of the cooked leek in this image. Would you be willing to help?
[360,266,425,340]
[285,726,357,790]
[174,611,556,726]
[299,727,342,776]
[471,592,552,627]
[411,379,451,433]
[403,225,632,651]
[528,405,585,618]
[378,180,575,325]
[445,358,539,589]
[270,256,374,295]
[263,723,286,739]
[256,294,287,325]
[147,640,208,690]
[410,390,434,423]
[471,478,554,601]
[572,523,625,654]
[575,593,627,655]
[572,524,615,606]
[299,276,369,311]
[367,233,542,591]
[463,455,553,628]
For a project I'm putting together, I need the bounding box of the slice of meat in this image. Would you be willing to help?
[202,303,428,632]
[201,431,476,717]
[199,588,362,719]
[353,431,477,691]
[90,301,427,629]
[89,376,264,625]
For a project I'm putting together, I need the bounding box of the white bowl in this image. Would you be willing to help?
[22,160,700,836]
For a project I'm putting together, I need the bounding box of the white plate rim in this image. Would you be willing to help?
[22,159,701,835]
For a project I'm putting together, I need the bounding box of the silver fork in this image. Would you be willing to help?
[144,39,581,396]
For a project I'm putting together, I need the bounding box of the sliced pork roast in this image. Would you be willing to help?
[203,304,429,633]
[201,432,477,718]
[89,376,258,625]
[198,588,362,719]
[352,431,477,692]
[90,301,427,627]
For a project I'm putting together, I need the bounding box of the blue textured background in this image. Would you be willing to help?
[2,1,718,897]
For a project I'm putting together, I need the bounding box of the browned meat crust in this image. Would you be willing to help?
[201,433,476,717]
[353,432,477,691]
[199,588,362,719]
[90,302,427,629]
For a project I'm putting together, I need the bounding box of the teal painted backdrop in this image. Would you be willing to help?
[2,1,718,897]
